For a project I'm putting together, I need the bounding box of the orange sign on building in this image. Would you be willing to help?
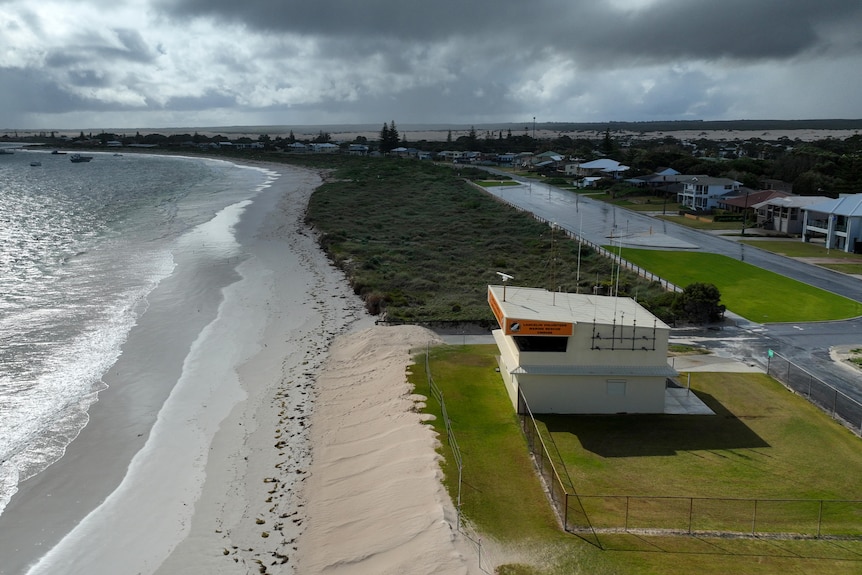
[503,318,573,336]
[488,288,573,336]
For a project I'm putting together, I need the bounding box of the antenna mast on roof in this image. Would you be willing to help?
[496,271,514,301]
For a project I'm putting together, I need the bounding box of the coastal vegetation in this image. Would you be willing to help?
[416,344,862,575]
[301,157,669,324]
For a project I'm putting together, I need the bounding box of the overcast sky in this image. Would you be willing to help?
[2,0,862,130]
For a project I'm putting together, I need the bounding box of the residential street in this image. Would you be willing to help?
[480,173,862,407]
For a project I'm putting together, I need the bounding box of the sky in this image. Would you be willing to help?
[2,0,862,131]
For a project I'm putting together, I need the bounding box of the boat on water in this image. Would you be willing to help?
[51,150,67,155]
[30,161,42,167]
[70,154,93,163]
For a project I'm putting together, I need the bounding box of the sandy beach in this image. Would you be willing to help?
[0,161,477,574]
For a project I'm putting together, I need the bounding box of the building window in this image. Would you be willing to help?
[606,379,627,396]
[513,336,568,352]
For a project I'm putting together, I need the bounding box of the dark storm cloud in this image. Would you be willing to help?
[43,28,156,68]
[157,0,862,64]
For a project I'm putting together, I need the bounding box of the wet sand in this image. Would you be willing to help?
[0,161,475,574]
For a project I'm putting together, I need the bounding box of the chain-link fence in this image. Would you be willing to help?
[767,351,862,436]
[577,495,862,538]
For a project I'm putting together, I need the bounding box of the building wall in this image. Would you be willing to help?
[517,374,667,414]
[514,323,669,368]
[493,325,671,414]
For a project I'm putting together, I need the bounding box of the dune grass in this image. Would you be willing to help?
[300,156,668,322]
[616,248,862,322]
[416,344,862,575]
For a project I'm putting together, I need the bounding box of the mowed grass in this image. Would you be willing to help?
[657,214,750,230]
[616,248,862,322]
[416,344,862,574]
[740,239,862,260]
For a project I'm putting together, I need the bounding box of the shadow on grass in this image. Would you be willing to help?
[539,390,769,457]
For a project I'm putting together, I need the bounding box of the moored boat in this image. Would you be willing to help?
[70,154,93,163]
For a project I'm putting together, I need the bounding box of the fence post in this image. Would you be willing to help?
[817,500,823,538]
[752,499,758,535]
[625,496,630,532]
[688,498,694,534]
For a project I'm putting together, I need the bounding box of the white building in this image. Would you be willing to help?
[676,176,741,211]
[489,285,677,414]
[802,193,862,253]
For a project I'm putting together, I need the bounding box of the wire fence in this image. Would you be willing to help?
[423,346,495,573]
[767,351,862,437]
[577,495,862,538]
[515,385,862,542]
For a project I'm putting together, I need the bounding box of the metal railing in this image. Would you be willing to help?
[767,351,862,436]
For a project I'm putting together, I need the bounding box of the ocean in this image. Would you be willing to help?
[0,148,273,517]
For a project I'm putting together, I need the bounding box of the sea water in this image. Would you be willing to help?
[0,148,272,516]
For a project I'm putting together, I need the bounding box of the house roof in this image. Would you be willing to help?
[752,195,831,210]
[488,285,669,330]
[802,193,862,217]
[680,175,741,187]
[578,158,624,170]
[718,189,789,209]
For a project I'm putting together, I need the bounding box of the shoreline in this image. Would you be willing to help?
[0,156,477,574]
[0,160,369,574]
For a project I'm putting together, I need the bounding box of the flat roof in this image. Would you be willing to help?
[488,285,670,330]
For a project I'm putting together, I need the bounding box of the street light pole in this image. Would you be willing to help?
[741,190,750,236]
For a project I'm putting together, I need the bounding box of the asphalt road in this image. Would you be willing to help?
[480,172,862,408]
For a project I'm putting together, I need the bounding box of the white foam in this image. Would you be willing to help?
[25,201,268,575]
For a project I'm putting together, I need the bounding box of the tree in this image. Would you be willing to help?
[671,283,725,324]
[379,121,400,153]
[601,128,615,155]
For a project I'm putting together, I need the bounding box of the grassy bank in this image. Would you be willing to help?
[416,344,862,574]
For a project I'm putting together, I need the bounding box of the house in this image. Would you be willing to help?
[286,142,308,152]
[714,189,786,214]
[348,143,369,155]
[676,176,742,211]
[625,170,684,188]
[309,142,339,153]
[753,194,830,235]
[531,150,565,168]
[567,158,630,179]
[488,285,678,414]
[436,150,464,162]
[801,193,862,253]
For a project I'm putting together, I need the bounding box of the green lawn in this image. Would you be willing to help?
[616,248,862,322]
[822,263,862,275]
[657,214,751,231]
[416,344,862,575]
[741,239,862,261]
